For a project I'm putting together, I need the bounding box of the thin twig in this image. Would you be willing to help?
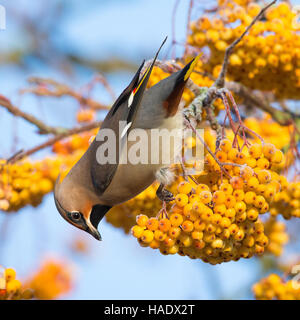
[184,0,194,56]
[184,116,232,179]
[214,0,276,88]
[226,81,299,127]
[171,0,181,59]
[22,77,110,110]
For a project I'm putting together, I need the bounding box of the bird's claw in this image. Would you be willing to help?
[156,188,174,203]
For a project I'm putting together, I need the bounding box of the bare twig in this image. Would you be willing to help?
[90,74,116,101]
[205,107,223,148]
[22,77,110,110]
[6,149,24,163]
[0,94,66,135]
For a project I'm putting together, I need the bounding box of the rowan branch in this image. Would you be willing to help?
[22,77,110,110]
[0,94,67,135]
[8,121,101,163]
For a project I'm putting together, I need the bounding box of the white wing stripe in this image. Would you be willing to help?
[128,91,134,108]
[120,122,132,138]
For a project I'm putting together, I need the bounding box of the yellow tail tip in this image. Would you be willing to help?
[184,54,201,81]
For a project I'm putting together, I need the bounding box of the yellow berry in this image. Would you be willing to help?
[6,279,21,294]
[220,183,233,195]
[220,139,232,152]
[158,218,171,232]
[167,245,179,254]
[131,225,144,238]
[213,190,226,204]
[247,208,259,221]
[199,190,213,204]
[154,230,167,241]
[141,230,154,243]
[224,195,236,208]
[271,150,284,164]
[233,190,245,201]
[169,213,184,227]
[211,239,224,249]
[177,181,193,194]
[136,214,149,227]
[175,194,189,207]
[169,227,181,238]
[256,158,270,169]
[146,218,159,231]
[257,170,271,184]
[192,231,204,241]
[244,191,256,204]
[247,177,259,190]
[182,220,194,232]
[262,143,276,159]
[254,195,266,209]
[5,268,16,281]
[220,217,231,228]
[195,184,210,194]
[230,176,244,189]
[249,144,262,158]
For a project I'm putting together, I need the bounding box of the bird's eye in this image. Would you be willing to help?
[70,211,81,221]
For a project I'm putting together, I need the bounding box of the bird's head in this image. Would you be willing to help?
[54,175,111,241]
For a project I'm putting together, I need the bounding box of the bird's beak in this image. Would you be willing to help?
[86,222,102,241]
[87,204,112,241]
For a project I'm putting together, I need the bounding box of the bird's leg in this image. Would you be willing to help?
[156,183,174,219]
[155,167,175,203]
[156,183,175,203]
[155,167,175,219]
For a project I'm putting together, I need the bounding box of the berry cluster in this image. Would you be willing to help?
[0,267,33,300]
[131,137,285,264]
[76,109,96,123]
[253,273,300,300]
[52,129,97,155]
[264,217,289,257]
[0,158,58,212]
[24,259,73,300]
[244,114,292,151]
[270,181,300,219]
[188,1,300,99]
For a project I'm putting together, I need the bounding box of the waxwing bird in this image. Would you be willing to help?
[54,37,199,240]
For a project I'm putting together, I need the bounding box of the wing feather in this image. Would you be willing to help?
[90,37,167,195]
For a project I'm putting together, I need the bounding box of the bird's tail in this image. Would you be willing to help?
[162,55,201,117]
[178,55,201,85]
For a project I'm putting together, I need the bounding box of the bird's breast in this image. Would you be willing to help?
[100,112,183,206]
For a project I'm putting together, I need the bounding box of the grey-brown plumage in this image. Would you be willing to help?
[54,38,199,240]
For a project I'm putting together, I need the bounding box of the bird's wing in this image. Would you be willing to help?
[90,37,167,195]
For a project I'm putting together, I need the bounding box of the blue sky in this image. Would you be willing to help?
[0,0,291,299]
